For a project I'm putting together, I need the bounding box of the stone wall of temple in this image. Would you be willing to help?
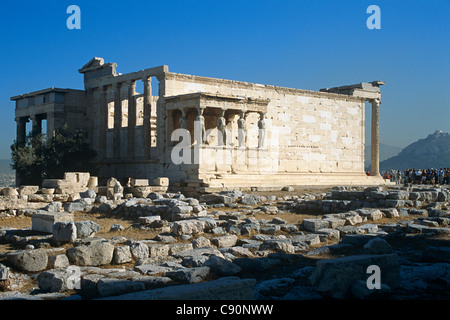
[13,57,387,190]
[159,72,368,188]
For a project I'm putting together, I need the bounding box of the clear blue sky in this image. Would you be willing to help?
[1,0,449,160]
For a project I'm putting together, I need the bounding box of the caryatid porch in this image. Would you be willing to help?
[163,92,276,177]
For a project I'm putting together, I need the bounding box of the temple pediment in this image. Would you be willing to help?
[78,57,117,82]
[78,57,105,73]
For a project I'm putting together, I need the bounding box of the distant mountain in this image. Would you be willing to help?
[379,130,450,171]
[365,143,402,170]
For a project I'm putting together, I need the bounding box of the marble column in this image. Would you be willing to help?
[99,85,108,159]
[370,98,381,176]
[46,112,55,139]
[142,76,152,159]
[113,82,123,158]
[15,117,27,146]
[127,80,137,159]
[30,115,42,137]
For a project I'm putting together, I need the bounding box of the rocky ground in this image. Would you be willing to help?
[0,185,449,300]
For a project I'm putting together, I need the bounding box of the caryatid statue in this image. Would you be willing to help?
[258,112,266,148]
[179,109,187,130]
[217,110,227,146]
[196,107,206,144]
[237,111,247,147]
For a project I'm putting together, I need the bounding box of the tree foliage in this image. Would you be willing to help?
[11,125,98,186]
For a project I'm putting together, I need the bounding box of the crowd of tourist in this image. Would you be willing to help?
[382,168,450,185]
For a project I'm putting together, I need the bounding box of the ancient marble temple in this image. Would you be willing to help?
[11,57,387,191]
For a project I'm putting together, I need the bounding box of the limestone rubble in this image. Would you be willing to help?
[0,182,449,300]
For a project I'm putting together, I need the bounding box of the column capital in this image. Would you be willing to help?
[142,75,152,83]
[369,98,381,106]
[15,116,28,123]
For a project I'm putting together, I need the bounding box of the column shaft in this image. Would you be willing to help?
[46,112,55,138]
[127,80,137,159]
[31,115,42,137]
[370,99,380,176]
[15,117,27,146]
[113,82,122,158]
[99,86,108,159]
[143,77,152,159]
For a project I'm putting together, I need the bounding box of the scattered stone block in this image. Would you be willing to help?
[203,255,241,276]
[317,228,340,241]
[134,264,175,276]
[211,235,238,248]
[363,237,393,254]
[302,218,329,232]
[112,246,132,264]
[64,202,86,213]
[97,278,145,298]
[2,187,19,197]
[32,212,74,233]
[18,186,39,196]
[99,276,256,300]
[0,264,9,281]
[345,214,363,226]
[147,244,170,258]
[341,234,380,248]
[130,241,150,260]
[38,266,81,292]
[74,221,100,239]
[165,266,210,284]
[173,220,205,236]
[153,177,169,187]
[356,209,384,221]
[44,201,63,212]
[310,254,400,299]
[52,222,77,243]
[47,254,70,269]
[356,224,379,234]
[80,273,105,299]
[259,239,295,254]
[291,234,321,246]
[110,224,124,232]
[8,249,49,272]
[187,237,208,250]
[66,242,114,266]
[381,208,399,218]
[324,217,346,228]
[131,179,149,187]
[80,189,96,199]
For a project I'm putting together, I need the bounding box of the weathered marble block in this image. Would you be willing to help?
[31,211,74,233]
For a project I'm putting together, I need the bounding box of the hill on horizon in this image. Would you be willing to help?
[365,143,402,170]
[379,130,450,172]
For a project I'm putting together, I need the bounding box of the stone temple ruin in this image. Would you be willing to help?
[3,59,449,301]
[12,57,389,191]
